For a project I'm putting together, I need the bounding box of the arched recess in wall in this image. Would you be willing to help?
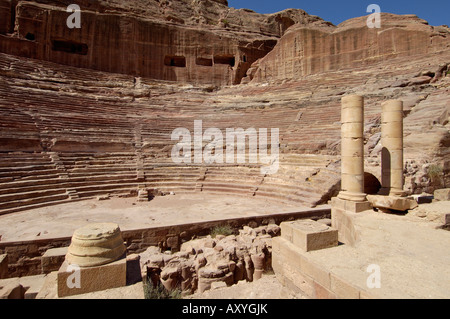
[364,172,382,195]
[317,172,381,205]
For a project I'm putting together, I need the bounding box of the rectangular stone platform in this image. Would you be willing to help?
[274,210,450,299]
[272,237,372,299]
[57,258,126,297]
[280,219,338,252]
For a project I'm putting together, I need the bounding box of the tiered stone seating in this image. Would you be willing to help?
[58,153,140,199]
[0,52,383,213]
[0,152,69,214]
[254,154,340,207]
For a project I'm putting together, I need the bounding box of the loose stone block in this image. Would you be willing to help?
[126,254,142,285]
[281,219,338,252]
[434,189,450,201]
[41,247,68,274]
[0,283,25,299]
[57,258,127,297]
[411,194,433,204]
[367,195,418,211]
[0,254,8,279]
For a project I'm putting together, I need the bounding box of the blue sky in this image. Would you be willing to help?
[228,0,449,27]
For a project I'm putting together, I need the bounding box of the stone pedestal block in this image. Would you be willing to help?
[331,197,371,246]
[41,247,68,274]
[331,197,372,214]
[57,258,127,297]
[280,220,338,252]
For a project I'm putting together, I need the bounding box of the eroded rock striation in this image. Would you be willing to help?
[0,1,448,216]
[0,0,331,86]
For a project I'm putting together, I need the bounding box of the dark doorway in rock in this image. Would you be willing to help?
[214,55,235,67]
[25,33,35,41]
[164,55,186,67]
[52,40,88,55]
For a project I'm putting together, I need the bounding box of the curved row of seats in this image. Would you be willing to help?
[0,53,347,214]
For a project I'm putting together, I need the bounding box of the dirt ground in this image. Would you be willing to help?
[0,194,302,242]
[186,274,305,299]
[35,272,304,299]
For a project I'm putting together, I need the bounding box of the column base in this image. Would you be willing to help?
[337,191,367,202]
[378,188,406,197]
[389,189,406,197]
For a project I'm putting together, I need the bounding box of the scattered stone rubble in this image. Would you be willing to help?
[139,224,281,295]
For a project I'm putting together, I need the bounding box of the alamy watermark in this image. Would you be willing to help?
[366,264,381,289]
[171,120,280,175]
[66,263,81,289]
[367,4,381,29]
[66,4,382,30]
[67,4,81,29]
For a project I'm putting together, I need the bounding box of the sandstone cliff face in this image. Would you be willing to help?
[0,0,330,86]
[250,13,450,83]
[0,3,448,215]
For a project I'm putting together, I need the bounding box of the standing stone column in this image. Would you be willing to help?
[380,100,405,197]
[338,95,367,202]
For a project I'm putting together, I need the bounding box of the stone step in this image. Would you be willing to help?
[0,193,69,212]
[72,183,139,194]
[254,190,320,207]
[0,188,68,204]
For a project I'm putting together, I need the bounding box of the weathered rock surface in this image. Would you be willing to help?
[434,188,450,201]
[139,224,281,294]
[0,2,448,216]
[0,0,332,86]
[251,13,449,83]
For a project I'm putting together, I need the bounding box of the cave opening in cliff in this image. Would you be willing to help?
[164,55,186,67]
[196,57,213,66]
[25,33,35,41]
[214,55,235,67]
[51,40,88,55]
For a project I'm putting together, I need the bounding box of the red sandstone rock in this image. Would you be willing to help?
[0,1,448,218]
[251,13,449,83]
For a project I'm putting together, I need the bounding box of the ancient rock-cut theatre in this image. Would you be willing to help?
[0,0,449,299]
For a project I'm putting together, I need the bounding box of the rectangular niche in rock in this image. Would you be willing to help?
[196,57,213,66]
[213,55,235,67]
[51,39,88,55]
[164,55,187,67]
